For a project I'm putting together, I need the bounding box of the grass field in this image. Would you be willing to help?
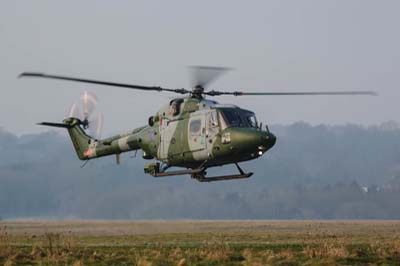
[0,220,400,266]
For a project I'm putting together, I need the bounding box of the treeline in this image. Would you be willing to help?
[0,122,400,219]
[242,181,400,219]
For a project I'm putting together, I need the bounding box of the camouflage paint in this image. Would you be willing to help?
[63,97,276,170]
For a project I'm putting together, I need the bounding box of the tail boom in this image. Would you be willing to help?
[39,117,144,160]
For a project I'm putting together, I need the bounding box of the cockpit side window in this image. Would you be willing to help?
[219,108,258,128]
[244,112,258,128]
[220,108,246,127]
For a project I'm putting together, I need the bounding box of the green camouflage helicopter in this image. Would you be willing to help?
[19,67,376,182]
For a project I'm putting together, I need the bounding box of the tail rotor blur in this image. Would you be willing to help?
[67,91,104,139]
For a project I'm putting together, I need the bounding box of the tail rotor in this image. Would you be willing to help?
[67,91,104,139]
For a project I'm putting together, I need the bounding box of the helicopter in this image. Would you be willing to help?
[19,67,376,182]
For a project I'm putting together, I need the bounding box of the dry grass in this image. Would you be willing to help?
[0,220,400,265]
[302,239,350,259]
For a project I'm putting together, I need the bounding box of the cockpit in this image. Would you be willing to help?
[218,108,258,129]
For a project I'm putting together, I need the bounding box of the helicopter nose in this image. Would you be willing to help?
[258,132,276,154]
[227,128,276,156]
[266,132,276,148]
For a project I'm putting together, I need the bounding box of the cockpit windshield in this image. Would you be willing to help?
[219,108,258,128]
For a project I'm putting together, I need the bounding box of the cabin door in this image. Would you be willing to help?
[159,118,179,160]
[188,114,207,152]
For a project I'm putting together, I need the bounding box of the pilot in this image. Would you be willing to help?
[170,99,183,116]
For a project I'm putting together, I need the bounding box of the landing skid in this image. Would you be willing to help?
[146,162,253,182]
[152,167,206,177]
[191,163,253,182]
[192,172,253,182]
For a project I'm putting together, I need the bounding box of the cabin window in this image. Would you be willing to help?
[190,119,202,135]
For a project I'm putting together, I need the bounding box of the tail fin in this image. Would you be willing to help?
[39,118,93,160]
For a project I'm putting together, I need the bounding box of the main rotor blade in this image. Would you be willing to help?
[205,90,377,96]
[19,72,189,94]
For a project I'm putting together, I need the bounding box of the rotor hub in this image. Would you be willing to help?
[191,85,205,98]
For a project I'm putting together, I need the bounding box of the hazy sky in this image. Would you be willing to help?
[1,0,399,135]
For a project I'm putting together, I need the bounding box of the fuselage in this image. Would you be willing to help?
[77,97,276,169]
[141,97,276,168]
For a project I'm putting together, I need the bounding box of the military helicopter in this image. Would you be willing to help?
[19,67,376,182]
